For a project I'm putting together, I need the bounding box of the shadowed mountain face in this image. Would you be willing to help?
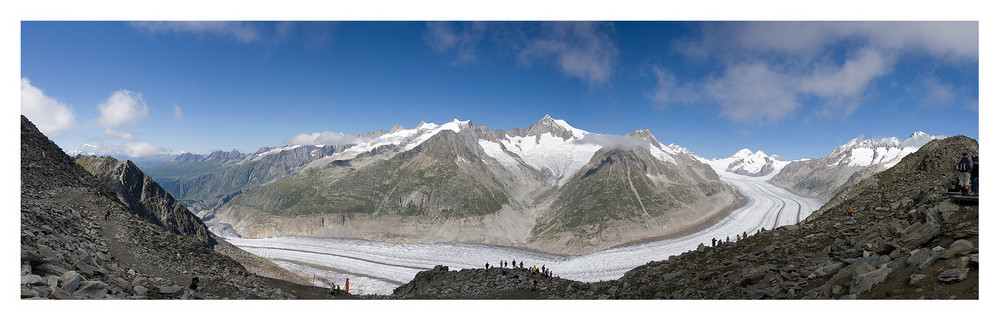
[75,156,215,246]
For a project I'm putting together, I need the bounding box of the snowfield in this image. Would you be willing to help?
[223,159,823,295]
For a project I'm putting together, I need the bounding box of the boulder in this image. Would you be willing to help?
[75,261,95,277]
[36,263,70,276]
[853,262,876,277]
[900,221,940,249]
[909,274,926,286]
[823,269,854,296]
[60,271,84,292]
[47,287,73,299]
[38,244,56,259]
[935,201,962,223]
[157,285,184,295]
[134,285,148,296]
[46,275,60,288]
[943,239,974,259]
[740,264,775,286]
[919,249,945,270]
[938,268,969,284]
[906,248,930,266]
[814,261,844,277]
[21,274,45,286]
[850,267,892,295]
[74,281,110,299]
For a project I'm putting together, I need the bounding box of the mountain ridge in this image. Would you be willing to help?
[770,132,947,200]
[202,115,736,255]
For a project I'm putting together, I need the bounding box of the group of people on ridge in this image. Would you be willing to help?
[711,231,749,247]
[494,259,554,291]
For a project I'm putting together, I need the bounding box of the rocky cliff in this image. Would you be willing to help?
[75,156,214,246]
[20,115,326,299]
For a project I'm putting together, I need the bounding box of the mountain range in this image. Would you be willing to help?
[135,116,945,255]
[24,113,975,300]
[143,116,733,255]
[770,132,947,200]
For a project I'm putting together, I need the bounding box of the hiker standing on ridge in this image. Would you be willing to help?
[957,153,974,195]
[345,278,349,294]
[712,238,717,247]
[847,204,853,215]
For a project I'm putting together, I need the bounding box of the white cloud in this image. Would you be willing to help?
[285,131,365,146]
[68,142,120,156]
[660,22,977,123]
[20,77,77,136]
[921,76,958,106]
[424,22,619,86]
[648,65,697,109]
[104,128,137,141]
[128,21,260,43]
[681,21,978,63]
[173,105,183,120]
[705,63,800,124]
[575,133,649,151]
[800,47,892,99]
[846,22,978,61]
[519,22,618,86]
[69,140,174,162]
[96,90,149,127]
[122,141,165,158]
[424,22,487,65]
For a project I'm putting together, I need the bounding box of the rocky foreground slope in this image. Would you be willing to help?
[20,115,328,299]
[388,136,978,299]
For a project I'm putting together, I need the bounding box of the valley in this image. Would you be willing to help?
[218,161,822,295]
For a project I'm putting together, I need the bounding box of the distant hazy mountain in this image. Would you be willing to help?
[198,115,735,255]
[770,132,947,201]
[141,145,350,215]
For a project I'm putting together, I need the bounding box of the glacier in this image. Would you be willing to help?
[222,157,822,295]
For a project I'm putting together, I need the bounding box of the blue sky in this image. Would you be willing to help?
[20,21,979,160]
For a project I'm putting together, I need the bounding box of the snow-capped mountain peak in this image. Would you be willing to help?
[701,149,789,178]
[834,132,947,168]
[527,115,588,140]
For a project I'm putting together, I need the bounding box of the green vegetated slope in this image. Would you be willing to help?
[537,146,725,234]
[229,130,509,218]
